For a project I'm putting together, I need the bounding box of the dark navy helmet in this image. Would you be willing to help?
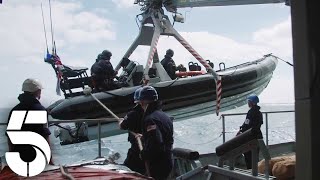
[166,49,174,57]
[139,86,158,102]
[101,50,112,59]
[134,87,143,103]
[247,95,259,104]
[96,53,103,61]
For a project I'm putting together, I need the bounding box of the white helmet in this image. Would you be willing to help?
[22,78,43,92]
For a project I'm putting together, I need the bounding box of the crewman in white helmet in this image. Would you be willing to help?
[6,78,53,165]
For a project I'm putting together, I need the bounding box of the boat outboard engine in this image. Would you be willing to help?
[53,122,89,145]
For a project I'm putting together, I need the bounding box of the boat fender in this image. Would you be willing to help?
[175,71,205,77]
[219,62,226,71]
[194,63,201,71]
[206,60,214,69]
[215,128,260,157]
[172,148,200,160]
[188,62,197,71]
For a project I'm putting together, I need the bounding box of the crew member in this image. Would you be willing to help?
[91,50,117,91]
[161,49,177,79]
[237,94,263,169]
[6,78,53,165]
[139,86,174,180]
[119,87,145,174]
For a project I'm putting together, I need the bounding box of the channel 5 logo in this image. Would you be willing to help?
[5,110,51,177]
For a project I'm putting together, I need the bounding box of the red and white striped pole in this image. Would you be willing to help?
[216,76,222,116]
[177,38,222,115]
[143,35,160,85]
[146,36,160,69]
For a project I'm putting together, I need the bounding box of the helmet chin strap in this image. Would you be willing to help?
[142,103,149,112]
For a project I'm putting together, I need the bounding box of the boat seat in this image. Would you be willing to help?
[120,64,143,86]
[148,68,157,78]
[62,65,88,78]
[61,77,92,90]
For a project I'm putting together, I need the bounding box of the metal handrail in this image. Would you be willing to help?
[1,110,295,158]
[221,110,295,146]
[0,118,119,159]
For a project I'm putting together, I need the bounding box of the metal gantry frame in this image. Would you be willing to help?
[114,8,218,83]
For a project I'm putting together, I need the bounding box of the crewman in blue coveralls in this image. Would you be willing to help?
[119,87,145,174]
[237,95,263,169]
[139,86,174,180]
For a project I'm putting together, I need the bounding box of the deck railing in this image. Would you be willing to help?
[0,110,295,158]
[221,110,295,146]
[0,118,118,158]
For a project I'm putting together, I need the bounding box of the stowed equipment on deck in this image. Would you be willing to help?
[175,128,275,180]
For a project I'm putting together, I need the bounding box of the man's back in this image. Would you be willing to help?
[161,56,176,79]
[143,108,173,180]
[91,60,115,78]
[240,105,263,138]
[8,93,51,150]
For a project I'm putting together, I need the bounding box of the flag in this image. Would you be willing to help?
[54,55,63,96]
[45,49,52,62]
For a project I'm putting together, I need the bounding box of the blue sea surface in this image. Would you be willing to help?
[0,103,295,165]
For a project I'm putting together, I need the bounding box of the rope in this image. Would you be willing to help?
[59,165,75,180]
[151,77,179,88]
[266,54,293,66]
[87,90,151,176]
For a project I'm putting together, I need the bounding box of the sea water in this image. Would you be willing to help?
[0,103,294,165]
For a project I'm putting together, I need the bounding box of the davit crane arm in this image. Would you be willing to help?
[115,0,288,115]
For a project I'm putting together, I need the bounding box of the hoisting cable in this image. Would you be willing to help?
[40,3,49,54]
[48,0,56,53]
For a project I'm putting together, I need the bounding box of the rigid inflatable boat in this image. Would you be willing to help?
[48,54,277,121]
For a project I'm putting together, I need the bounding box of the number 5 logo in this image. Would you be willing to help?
[6,110,51,177]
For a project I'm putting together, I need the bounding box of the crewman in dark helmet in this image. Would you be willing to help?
[139,86,174,180]
[90,50,118,91]
[161,49,177,80]
[119,87,145,174]
[236,94,263,169]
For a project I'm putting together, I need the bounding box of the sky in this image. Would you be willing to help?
[0,0,294,108]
